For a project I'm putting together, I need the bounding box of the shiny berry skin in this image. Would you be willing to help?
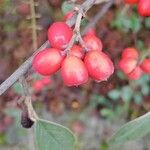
[140,58,150,74]
[121,47,139,59]
[61,56,88,86]
[138,0,150,17]
[125,0,139,4]
[33,80,43,92]
[48,22,73,49]
[84,51,114,82]
[127,66,143,80]
[83,35,103,52]
[33,48,63,75]
[119,58,137,74]
[70,45,84,59]
[64,11,74,21]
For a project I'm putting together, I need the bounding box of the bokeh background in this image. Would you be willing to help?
[0,0,150,149]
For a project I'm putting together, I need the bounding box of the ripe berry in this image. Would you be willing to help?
[41,77,51,85]
[138,0,150,17]
[64,11,74,21]
[83,34,103,52]
[48,22,73,49]
[85,28,96,36]
[127,66,143,80]
[33,80,43,92]
[17,3,30,16]
[33,48,63,75]
[61,56,88,86]
[140,58,150,74]
[84,51,114,82]
[121,47,139,59]
[125,0,139,4]
[70,45,84,59]
[119,58,137,74]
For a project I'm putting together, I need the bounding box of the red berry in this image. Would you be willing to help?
[85,28,96,36]
[33,80,43,92]
[48,22,73,49]
[64,11,74,21]
[119,58,137,74]
[17,3,30,15]
[125,0,139,4]
[140,58,150,74]
[41,77,51,85]
[33,48,63,75]
[121,47,139,59]
[83,35,103,52]
[84,51,114,82]
[138,0,150,17]
[70,45,84,59]
[61,56,88,86]
[127,66,143,80]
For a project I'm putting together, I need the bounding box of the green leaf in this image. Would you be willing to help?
[108,89,121,101]
[35,119,76,150]
[121,86,133,102]
[61,2,75,15]
[109,112,150,145]
[12,82,23,95]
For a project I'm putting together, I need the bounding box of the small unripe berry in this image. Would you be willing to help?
[33,80,43,92]
[125,0,139,4]
[119,58,137,74]
[84,51,114,82]
[48,22,73,49]
[64,11,74,21]
[121,47,139,59]
[138,0,150,17]
[70,45,84,59]
[83,34,103,52]
[140,58,150,74]
[33,48,63,76]
[61,56,88,86]
[127,66,143,80]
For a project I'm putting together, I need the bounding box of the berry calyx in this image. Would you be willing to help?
[70,45,84,59]
[140,58,150,74]
[61,56,88,86]
[138,0,150,17]
[48,22,73,49]
[32,48,63,76]
[83,34,103,52]
[127,66,143,80]
[84,51,114,82]
[121,47,139,59]
[119,58,137,74]
[125,0,139,4]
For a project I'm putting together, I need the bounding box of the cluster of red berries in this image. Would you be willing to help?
[32,22,114,86]
[125,0,150,17]
[119,47,150,80]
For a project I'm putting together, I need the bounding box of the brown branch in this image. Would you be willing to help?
[0,0,111,96]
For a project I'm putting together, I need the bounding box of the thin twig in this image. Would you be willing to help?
[29,0,38,50]
[19,76,38,121]
[82,0,113,35]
